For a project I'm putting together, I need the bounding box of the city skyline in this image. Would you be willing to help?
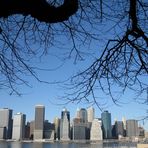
[0,105,147,131]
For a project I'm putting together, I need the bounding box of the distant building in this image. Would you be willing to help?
[29,121,34,140]
[90,118,103,141]
[12,113,26,140]
[43,120,55,140]
[114,121,124,138]
[138,126,145,138]
[126,119,139,137]
[72,118,86,140]
[101,110,112,139]
[60,108,70,141]
[54,117,60,140]
[79,108,88,123]
[0,108,13,139]
[34,105,45,140]
[87,106,95,123]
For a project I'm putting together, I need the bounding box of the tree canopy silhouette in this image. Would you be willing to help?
[0,0,147,107]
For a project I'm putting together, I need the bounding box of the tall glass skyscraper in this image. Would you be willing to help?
[79,108,88,123]
[34,105,45,140]
[101,110,112,139]
[0,108,13,139]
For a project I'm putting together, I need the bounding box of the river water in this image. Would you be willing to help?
[0,141,138,148]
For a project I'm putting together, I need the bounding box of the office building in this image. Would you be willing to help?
[34,105,45,140]
[60,108,70,141]
[79,108,88,123]
[87,106,95,123]
[90,118,103,141]
[126,119,139,137]
[0,108,13,139]
[73,118,86,140]
[54,117,60,140]
[101,110,112,139]
[12,113,26,140]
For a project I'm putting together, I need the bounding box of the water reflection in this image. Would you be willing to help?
[0,141,137,148]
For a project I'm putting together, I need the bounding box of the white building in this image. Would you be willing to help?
[12,113,26,140]
[90,119,103,141]
[60,113,70,141]
[87,106,95,123]
[0,108,13,139]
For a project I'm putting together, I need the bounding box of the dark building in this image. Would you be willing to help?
[101,110,112,139]
[34,105,45,140]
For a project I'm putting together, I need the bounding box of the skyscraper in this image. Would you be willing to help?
[0,108,13,139]
[60,108,70,141]
[12,113,26,140]
[126,119,139,137]
[72,118,86,140]
[79,108,88,123]
[34,105,45,140]
[90,118,103,141]
[54,117,60,140]
[101,110,112,139]
[87,106,95,123]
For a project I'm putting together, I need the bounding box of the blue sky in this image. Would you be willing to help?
[0,2,147,131]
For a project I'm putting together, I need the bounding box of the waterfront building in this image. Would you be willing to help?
[12,113,26,140]
[126,119,139,137]
[79,108,88,123]
[115,121,124,138]
[0,108,13,139]
[72,118,86,140]
[90,118,103,141]
[34,105,45,140]
[101,110,112,139]
[54,117,60,140]
[44,120,55,140]
[29,121,34,140]
[60,108,70,141]
[87,106,95,123]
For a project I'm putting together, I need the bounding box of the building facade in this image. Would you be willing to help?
[101,110,112,139]
[34,105,45,140]
[126,119,139,137]
[12,113,26,140]
[79,108,88,123]
[72,118,86,140]
[90,118,103,141]
[0,108,13,139]
[60,108,70,141]
[87,106,95,123]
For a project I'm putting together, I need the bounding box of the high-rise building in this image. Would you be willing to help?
[12,113,26,140]
[0,108,13,139]
[54,117,60,140]
[29,121,34,140]
[90,118,103,141]
[113,121,124,138]
[60,108,70,141]
[34,105,45,140]
[126,119,139,137]
[101,110,112,139]
[79,108,88,123]
[87,106,95,123]
[72,118,86,140]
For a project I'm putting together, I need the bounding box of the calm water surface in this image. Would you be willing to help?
[0,141,137,148]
